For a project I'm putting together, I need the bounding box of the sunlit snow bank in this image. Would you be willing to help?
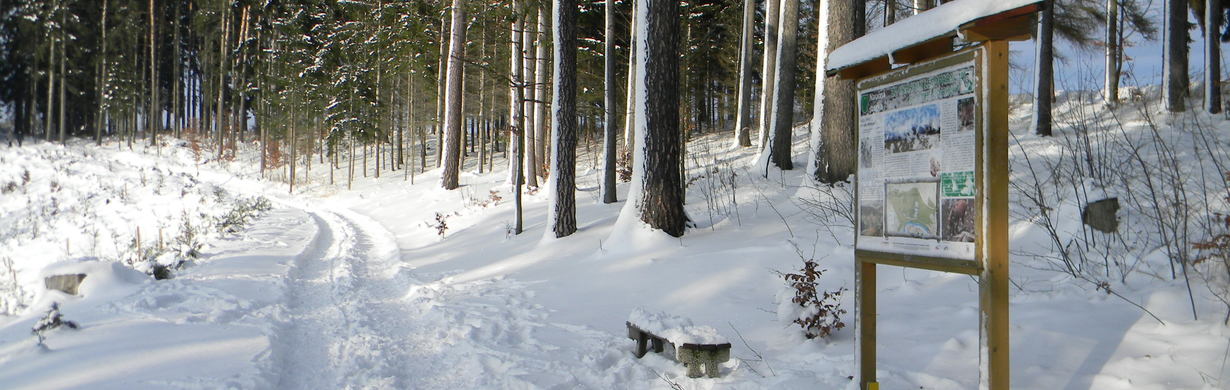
[0,140,270,317]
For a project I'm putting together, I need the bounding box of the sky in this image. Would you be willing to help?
[1009,5,1227,95]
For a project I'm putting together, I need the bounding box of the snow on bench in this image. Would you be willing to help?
[626,308,731,378]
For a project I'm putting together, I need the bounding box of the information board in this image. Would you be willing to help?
[855,54,979,261]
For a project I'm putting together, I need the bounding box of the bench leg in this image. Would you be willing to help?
[651,337,665,354]
[704,351,721,378]
[635,334,648,358]
[686,359,704,378]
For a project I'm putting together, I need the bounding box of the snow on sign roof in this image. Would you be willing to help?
[827,0,1042,72]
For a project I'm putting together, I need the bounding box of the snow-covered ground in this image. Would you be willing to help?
[1,90,1229,389]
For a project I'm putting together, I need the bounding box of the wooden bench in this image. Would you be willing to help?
[626,321,669,358]
[676,342,732,378]
[626,309,732,378]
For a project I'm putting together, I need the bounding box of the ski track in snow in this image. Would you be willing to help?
[270,210,415,388]
[267,209,628,389]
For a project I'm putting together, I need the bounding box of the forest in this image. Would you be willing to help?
[3,0,1230,388]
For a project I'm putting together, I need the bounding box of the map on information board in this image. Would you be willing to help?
[856,61,978,260]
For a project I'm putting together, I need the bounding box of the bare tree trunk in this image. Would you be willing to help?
[442,0,468,190]
[815,0,860,183]
[549,0,578,237]
[733,0,755,147]
[535,10,549,180]
[96,0,109,145]
[602,0,619,203]
[912,0,930,15]
[436,14,449,167]
[1033,0,1054,135]
[885,0,897,25]
[348,131,355,190]
[767,0,799,171]
[149,0,158,147]
[757,0,781,150]
[509,6,524,186]
[525,9,540,188]
[1164,0,1190,112]
[216,9,230,156]
[1104,0,1120,106]
[635,0,686,237]
[624,0,637,152]
[1206,0,1222,114]
[172,1,181,139]
[58,13,66,144]
[290,104,297,194]
[45,30,54,141]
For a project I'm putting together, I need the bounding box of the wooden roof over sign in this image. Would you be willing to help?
[826,0,1043,79]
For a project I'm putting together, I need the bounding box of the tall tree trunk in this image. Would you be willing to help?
[1105,0,1120,106]
[757,0,781,150]
[525,10,540,187]
[815,0,860,183]
[885,0,897,25]
[378,69,386,178]
[436,14,449,167]
[535,10,549,180]
[512,5,528,234]
[624,0,637,152]
[912,0,930,15]
[149,0,158,147]
[549,0,578,237]
[477,37,488,174]
[733,0,755,147]
[172,1,181,139]
[96,0,109,145]
[766,0,799,171]
[1033,0,1054,135]
[1205,0,1222,114]
[290,104,297,194]
[58,15,66,144]
[602,0,619,203]
[45,31,54,141]
[509,6,524,186]
[233,7,249,149]
[634,0,686,237]
[1164,0,1190,112]
[217,9,230,156]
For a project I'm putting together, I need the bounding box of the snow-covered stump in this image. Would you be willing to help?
[627,308,731,378]
[43,274,86,295]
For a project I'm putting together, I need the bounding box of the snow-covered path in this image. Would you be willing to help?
[266,207,642,389]
[270,209,422,388]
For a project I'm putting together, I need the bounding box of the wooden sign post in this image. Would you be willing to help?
[825,3,1040,389]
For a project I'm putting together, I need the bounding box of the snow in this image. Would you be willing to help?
[1,86,1230,388]
[827,0,1042,72]
[608,0,653,247]
[628,308,728,346]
